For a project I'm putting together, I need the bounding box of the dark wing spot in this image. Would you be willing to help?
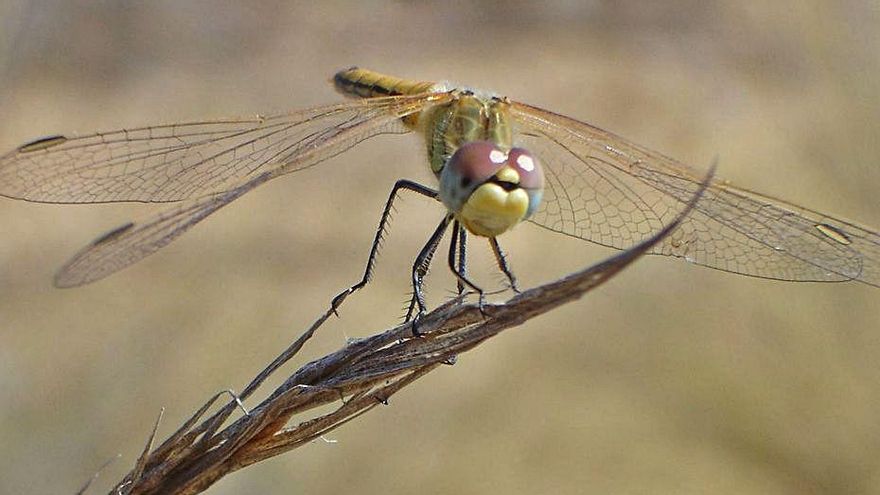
[92,222,135,246]
[815,223,852,245]
[17,135,68,153]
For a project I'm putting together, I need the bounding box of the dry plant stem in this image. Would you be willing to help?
[109,168,714,495]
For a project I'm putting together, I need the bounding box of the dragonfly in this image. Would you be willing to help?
[1,67,877,323]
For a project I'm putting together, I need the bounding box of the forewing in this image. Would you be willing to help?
[0,93,447,204]
[511,101,880,287]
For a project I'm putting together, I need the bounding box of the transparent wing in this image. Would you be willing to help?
[511,101,880,288]
[0,93,448,203]
[2,92,451,286]
[54,171,272,287]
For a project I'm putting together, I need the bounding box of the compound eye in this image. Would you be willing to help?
[507,148,543,190]
[446,141,508,187]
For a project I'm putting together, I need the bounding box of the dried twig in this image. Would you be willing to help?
[104,166,713,495]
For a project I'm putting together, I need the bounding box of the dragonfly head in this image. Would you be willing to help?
[439,141,544,237]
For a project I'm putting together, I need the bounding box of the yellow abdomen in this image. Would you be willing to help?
[333,67,436,99]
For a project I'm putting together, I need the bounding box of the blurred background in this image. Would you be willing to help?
[1,1,879,494]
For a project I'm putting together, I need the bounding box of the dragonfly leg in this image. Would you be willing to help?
[447,221,485,301]
[489,237,520,293]
[406,214,453,335]
[437,223,470,365]
[450,221,468,295]
[330,179,438,316]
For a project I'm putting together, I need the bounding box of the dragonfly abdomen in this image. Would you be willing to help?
[334,67,436,99]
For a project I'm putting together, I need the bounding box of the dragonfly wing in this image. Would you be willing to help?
[0,93,447,204]
[54,172,272,287]
[511,101,880,288]
[39,92,452,286]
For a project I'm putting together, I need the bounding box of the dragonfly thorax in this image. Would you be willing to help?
[422,92,514,176]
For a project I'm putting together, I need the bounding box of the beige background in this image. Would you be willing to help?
[1,1,879,494]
